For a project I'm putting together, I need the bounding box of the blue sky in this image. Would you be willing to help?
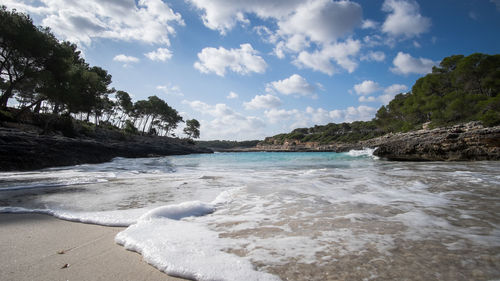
[2,0,500,140]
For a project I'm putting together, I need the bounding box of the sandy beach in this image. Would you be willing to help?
[0,213,185,281]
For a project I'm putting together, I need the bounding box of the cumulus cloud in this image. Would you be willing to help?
[384,83,408,95]
[265,105,378,129]
[156,84,183,97]
[390,52,437,75]
[276,0,362,46]
[188,0,362,71]
[244,94,282,110]
[182,99,266,140]
[264,108,300,124]
[360,51,386,62]
[266,74,315,97]
[227,91,239,99]
[6,0,184,46]
[331,105,377,122]
[194,44,267,76]
[358,84,408,104]
[187,0,360,44]
[358,96,376,103]
[145,48,173,62]
[353,80,381,95]
[113,54,139,63]
[361,19,378,29]
[382,0,431,38]
[294,38,361,75]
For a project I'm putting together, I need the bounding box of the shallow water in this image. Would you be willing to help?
[1,151,499,280]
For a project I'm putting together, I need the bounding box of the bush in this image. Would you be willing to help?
[124,120,138,135]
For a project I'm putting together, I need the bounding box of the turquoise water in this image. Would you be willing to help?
[0,151,499,280]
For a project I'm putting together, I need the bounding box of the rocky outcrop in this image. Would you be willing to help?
[0,127,212,171]
[251,122,500,161]
[371,122,500,161]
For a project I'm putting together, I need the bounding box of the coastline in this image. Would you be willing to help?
[0,126,212,171]
[0,213,186,281]
[1,121,499,172]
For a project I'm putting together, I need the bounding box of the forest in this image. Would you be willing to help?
[0,7,199,139]
[265,53,500,144]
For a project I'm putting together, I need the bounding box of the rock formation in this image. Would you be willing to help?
[371,122,500,161]
[253,122,500,161]
[0,127,212,171]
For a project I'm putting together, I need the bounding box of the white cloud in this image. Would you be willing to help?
[266,74,315,97]
[145,48,173,62]
[187,0,360,45]
[264,108,300,124]
[358,96,376,103]
[265,105,378,129]
[113,54,139,63]
[361,51,386,62]
[382,0,431,38]
[353,80,381,95]
[361,19,378,29]
[329,105,377,123]
[384,84,408,95]
[194,44,267,76]
[358,84,408,104]
[391,52,437,75]
[276,0,362,46]
[182,99,266,140]
[227,91,239,99]
[186,0,299,35]
[244,94,282,110]
[294,38,361,75]
[188,0,362,69]
[7,0,184,46]
[156,85,184,97]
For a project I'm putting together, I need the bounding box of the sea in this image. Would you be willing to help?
[1,150,499,281]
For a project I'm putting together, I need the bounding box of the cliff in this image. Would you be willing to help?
[255,122,500,161]
[0,127,212,171]
[370,122,500,161]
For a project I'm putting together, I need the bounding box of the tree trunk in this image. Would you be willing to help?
[0,85,15,109]
[142,115,150,134]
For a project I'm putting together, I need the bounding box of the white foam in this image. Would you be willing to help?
[139,201,214,221]
[346,147,378,159]
[115,191,280,281]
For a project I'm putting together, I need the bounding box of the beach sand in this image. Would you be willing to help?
[0,213,185,281]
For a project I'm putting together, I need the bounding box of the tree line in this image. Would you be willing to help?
[265,53,500,145]
[0,6,200,139]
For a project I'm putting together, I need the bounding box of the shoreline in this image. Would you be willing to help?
[0,126,212,171]
[0,213,186,281]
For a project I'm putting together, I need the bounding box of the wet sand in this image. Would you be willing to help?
[0,213,185,281]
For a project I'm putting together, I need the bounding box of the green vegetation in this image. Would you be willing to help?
[196,140,261,150]
[375,53,500,131]
[264,121,384,145]
[183,119,200,139]
[264,53,500,145]
[0,7,195,138]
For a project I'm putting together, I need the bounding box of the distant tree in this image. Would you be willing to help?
[184,119,200,139]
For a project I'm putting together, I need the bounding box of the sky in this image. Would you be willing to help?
[2,0,500,140]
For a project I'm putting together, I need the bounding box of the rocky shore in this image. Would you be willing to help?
[370,122,500,161]
[0,126,212,171]
[249,122,500,161]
